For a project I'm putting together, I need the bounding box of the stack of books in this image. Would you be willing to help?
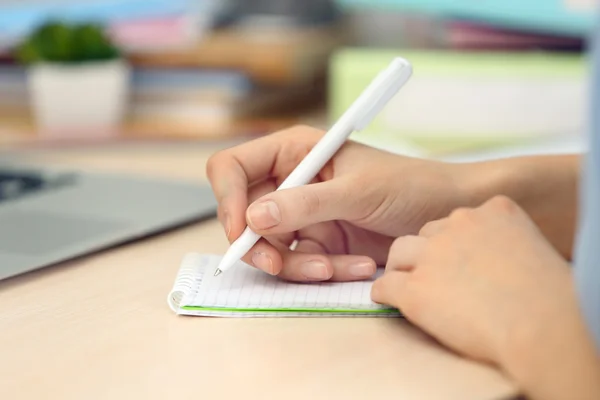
[124,22,347,138]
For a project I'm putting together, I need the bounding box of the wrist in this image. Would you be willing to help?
[497,274,600,400]
[457,155,580,258]
[457,158,527,208]
[501,305,600,400]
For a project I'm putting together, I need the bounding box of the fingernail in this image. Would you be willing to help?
[248,201,281,230]
[301,260,329,280]
[349,261,375,278]
[252,252,273,274]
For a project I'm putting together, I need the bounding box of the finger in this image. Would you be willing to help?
[207,150,257,240]
[297,221,347,255]
[207,127,323,240]
[276,251,377,282]
[240,229,303,275]
[325,255,377,282]
[386,235,427,271]
[418,218,448,238]
[248,179,277,204]
[239,237,284,275]
[241,237,376,282]
[217,179,278,242]
[247,177,324,213]
[293,238,327,254]
[248,178,298,255]
[246,177,377,235]
[245,181,342,275]
[371,271,411,307]
[270,221,375,282]
[342,226,395,266]
[206,133,289,201]
[206,125,323,196]
[247,176,321,205]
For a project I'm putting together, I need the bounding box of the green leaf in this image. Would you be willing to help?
[13,20,120,64]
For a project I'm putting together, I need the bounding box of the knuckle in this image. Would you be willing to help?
[390,235,412,255]
[300,189,322,216]
[289,123,312,132]
[423,235,446,258]
[487,195,519,214]
[301,127,325,143]
[449,207,473,222]
[419,220,435,236]
[277,124,324,140]
[205,151,225,181]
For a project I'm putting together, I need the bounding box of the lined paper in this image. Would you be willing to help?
[170,253,399,317]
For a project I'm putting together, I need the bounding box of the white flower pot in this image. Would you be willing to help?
[27,59,130,139]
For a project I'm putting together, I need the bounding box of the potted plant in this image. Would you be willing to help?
[15,21,130,138]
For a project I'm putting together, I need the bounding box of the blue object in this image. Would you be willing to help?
[0,0,202,42]
[131,68,252,94]
[574,14,600,352]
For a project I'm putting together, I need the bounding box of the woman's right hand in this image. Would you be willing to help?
[206,125,472,282]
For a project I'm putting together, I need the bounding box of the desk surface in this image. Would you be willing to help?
[0,143,517,400]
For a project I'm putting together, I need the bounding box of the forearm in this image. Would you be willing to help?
[501,293,600,400]
[461,154,581,259]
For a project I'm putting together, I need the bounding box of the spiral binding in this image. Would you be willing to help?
[167,252,207,313]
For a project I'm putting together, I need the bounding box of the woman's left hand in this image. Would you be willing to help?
[372,195,585,367]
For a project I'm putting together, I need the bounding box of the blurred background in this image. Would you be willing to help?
[0,0,597,158]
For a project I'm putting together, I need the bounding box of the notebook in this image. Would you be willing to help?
[167,253,400,317]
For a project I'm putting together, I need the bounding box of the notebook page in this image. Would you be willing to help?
[177,254,397,315]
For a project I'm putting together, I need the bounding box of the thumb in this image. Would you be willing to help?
[245,178,373,235]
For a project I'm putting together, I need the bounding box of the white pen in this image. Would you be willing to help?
[214,57,413,276]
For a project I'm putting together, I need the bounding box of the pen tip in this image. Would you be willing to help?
[214,269,222,277]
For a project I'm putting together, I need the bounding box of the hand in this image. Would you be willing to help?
[206,126,470,282]
[372,196,598,384]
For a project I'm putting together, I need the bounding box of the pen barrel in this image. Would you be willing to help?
[278,121,353,190]
[276,58,411,191]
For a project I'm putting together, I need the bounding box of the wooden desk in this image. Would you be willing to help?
[0,144,518,400]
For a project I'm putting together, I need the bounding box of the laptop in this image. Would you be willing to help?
[0,160,218,281]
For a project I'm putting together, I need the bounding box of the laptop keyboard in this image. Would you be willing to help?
[0,169,75,202]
